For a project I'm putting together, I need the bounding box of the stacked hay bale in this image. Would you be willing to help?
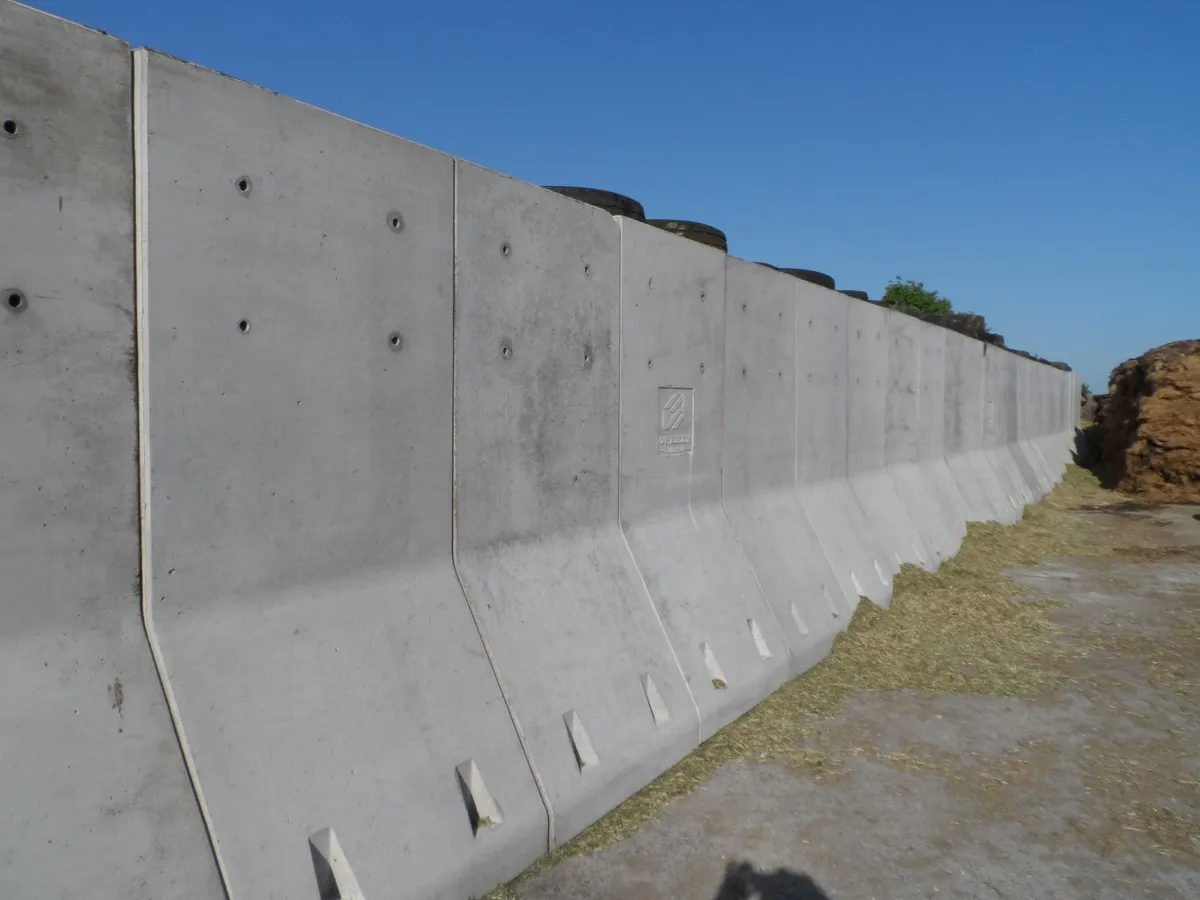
[1095,339,1200,501]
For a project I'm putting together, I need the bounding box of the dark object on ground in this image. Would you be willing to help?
[780,268,835,290]
[543,186,645,221]
[839,289,870,301]
[713,862,831,900]
[647,219,728,252]
[755,261,781,270]
[1093,339,1200,501]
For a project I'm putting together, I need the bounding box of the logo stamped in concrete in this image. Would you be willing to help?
[658,387,694,456]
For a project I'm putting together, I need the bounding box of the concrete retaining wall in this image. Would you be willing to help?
[0,11,223,899]
[0,2,1080,896]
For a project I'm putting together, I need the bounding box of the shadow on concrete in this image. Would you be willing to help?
[712,861,832,900]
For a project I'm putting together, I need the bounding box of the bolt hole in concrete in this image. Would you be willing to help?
[237,319,250,334]
[2,118,18,137]
[387,211,404,233]
[388,332,403,351]
[584,264,590,276]
[501,343,512,360]
[6,290,26,311]
[235,176,251,195]
[501,242,511,257]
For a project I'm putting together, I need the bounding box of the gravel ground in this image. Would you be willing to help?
[503,499,1200,900]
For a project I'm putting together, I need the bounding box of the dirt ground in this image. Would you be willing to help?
[491,472,1200,900]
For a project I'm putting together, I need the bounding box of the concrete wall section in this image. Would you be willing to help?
[1003,354,1048,499]
[848,301,933,568]
[721,260,862,676]
[916,321,971,539]
[944,331,1015,523]
[793,282,892,604]
[1019,358,1056,495]
[136,53,547,900]
[617,222,790,739]
[453,164,698,847]
[941,329,992,522]
[884,311,958,563]
[0,11,223,899]
[983,347,1033,510]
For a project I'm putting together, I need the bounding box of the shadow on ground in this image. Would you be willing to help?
[713,862,831,900]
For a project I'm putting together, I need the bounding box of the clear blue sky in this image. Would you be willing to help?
[33,0,1199,390]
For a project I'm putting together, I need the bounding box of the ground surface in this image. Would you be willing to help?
[489,470,1200,900]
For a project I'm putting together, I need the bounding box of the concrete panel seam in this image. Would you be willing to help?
[718,493,790,658]
[614,220,704,744]
[449,159,557,853]
[132,48,234,900]
[791,280,851,585]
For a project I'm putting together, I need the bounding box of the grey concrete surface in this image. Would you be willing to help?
[794,280,893,605]
[618,221,791,741]
[847,300,933,569]
[453,162,699,849]
[1017,358,1055,495]
[1004,354,1049,500]
[136,52,547,900]
[916,321,972,539]
[984,348,1035,511]
[960,336,1021,523]
[721,260,857,677]
[885,311,959,564]
[1,3,1080,895]
[942,331,1001,522]
[513,505,1200,900]
[0,10,223,899]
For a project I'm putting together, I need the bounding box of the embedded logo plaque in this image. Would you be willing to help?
[658,388,694,456]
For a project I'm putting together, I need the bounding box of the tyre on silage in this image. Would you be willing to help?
[839,289,870,301]
[542,186,646,221]
[646,219,728,252]
[780,268,835,290]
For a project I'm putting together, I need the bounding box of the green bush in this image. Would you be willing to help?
[881,278,952,315]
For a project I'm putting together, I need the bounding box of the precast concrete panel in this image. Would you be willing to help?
[0,10,223,899]
[1004,354,1047,499]
[617,222,789,739]
[1059,369,1076,468]
[1020,359,1055,494]
[453,163,698,847]
[973,341,1022,523]
[916,321,971,539]
[942,330,994,522]
[1053,369,1076,469]
[847,301,933,567]
[721,261,876,674]
[884,311,958,562]
[945,332,1015,523]
[136,53,546,900]
[793,282,893,603]
[983,347,1033,511]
